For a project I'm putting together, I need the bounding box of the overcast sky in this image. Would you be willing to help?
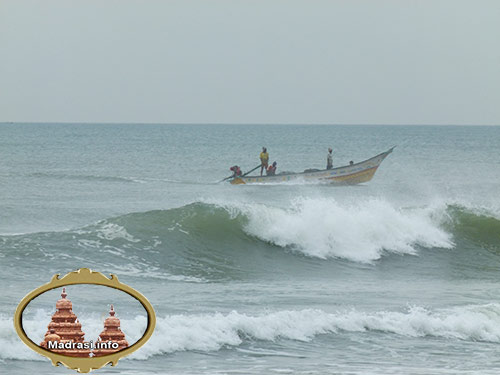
[1,0,499,125]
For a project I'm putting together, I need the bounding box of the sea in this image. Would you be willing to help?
[1,123,499,374]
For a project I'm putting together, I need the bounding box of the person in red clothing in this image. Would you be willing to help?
[266,161,277,176]
[229,165,242,177]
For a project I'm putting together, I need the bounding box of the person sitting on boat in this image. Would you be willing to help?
[260,147,269,176]
[266,161,277,176]
[229,165,242,177]
[327,148,333,170]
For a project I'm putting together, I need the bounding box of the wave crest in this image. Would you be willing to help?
[130,303,500,359]
[1,199,498,277]
[4,304,493,360]
[3,302,500,361]
[230,198,453,261]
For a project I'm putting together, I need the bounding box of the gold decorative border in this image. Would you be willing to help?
[13,268,156,373]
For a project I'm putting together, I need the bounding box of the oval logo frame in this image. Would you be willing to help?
[14,268,156,373]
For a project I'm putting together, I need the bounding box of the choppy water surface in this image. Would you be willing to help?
[1,124,499,374]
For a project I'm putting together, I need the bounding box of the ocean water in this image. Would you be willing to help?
[1,123,500,374]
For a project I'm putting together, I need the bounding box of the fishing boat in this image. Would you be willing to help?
[229,147,394,185]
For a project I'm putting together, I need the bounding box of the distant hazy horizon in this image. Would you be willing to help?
[1,0,499,125]
[1,122,498,126]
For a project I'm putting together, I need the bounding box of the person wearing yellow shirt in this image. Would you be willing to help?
[260,147,269,176]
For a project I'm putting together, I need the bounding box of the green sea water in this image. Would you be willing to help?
[1,123,500,374]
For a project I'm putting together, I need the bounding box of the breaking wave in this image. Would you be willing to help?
[137,303,500,359]
[231,198,454,261]
[3,303,500,360]
[0,198,498,275]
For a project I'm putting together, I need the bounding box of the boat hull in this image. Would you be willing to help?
[230,147,394,185]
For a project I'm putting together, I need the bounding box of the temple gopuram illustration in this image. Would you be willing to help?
[40,288,91,357]
[40,288,129,357]
[93,305,129,357]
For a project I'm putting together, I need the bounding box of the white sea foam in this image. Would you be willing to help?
[4,304,500,361]
[0,309,147,361]
[124,303,500,359]
[212,197,454,262]
[128,303,500,359]
[103,263,206,283]
[0,310,48,361]
[95,222,140,242]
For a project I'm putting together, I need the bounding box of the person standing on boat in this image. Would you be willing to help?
[326,148,333,170]
[260,147,269,176]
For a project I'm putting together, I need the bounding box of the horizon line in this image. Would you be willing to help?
[1,122,499,127]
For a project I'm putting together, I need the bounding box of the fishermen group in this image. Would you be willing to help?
[230,147,334,179]
[261,147,334,174]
